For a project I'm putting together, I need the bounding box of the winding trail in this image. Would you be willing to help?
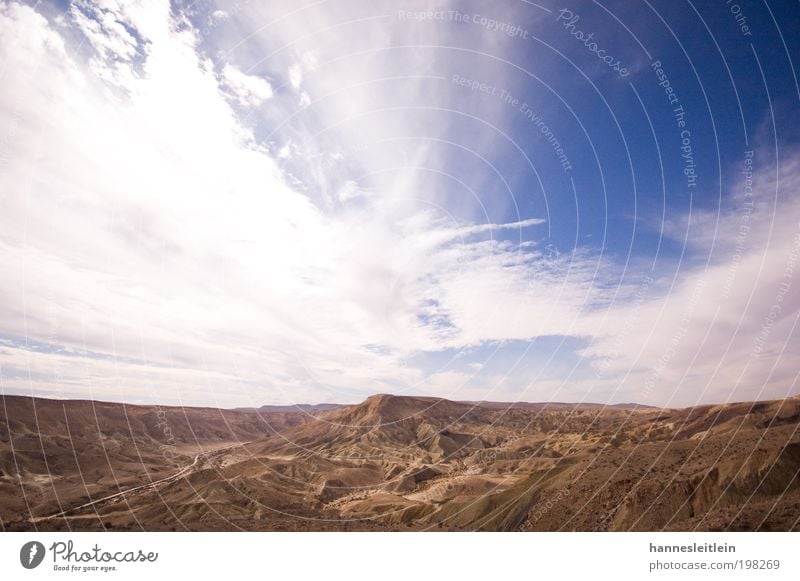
[29,442,248,523]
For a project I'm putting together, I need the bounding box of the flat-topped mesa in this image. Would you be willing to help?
[3,393,799,531]
[329,394,480,427]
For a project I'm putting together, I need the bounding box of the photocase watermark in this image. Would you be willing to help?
[725,0,753,37]
[451,74,573,172]
[397,10,531,39]
[555,8,629,77]
[18,540,158,573]
[414,477,456,504]
[154,405,179,465]
[651,59,698,191]
[20,541,46,569]
[451,74,519,106]
[399,7,629,79]
[721,150,755,300]
[751,221,800,358]
[519,103,573,172]
[518,487,571,530]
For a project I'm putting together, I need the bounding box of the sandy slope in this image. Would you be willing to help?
[2,394,798,531]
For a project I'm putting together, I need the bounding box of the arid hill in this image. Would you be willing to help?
[0,395,307,527]
[2,393,799,531]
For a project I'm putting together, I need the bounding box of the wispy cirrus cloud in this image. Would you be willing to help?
[0,0,589,407]
[0,0,797,409]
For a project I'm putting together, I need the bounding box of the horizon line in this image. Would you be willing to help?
[2,390,798,413]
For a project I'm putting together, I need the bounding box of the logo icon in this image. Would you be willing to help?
[20,541,46,569]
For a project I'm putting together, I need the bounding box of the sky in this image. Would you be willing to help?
[0,0,798,408]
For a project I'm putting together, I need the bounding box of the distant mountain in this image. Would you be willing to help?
[459,400,660,411]
[0,395,311,525]
[235,403,343,413]
[238,396,658,415]
[3,393,799,532]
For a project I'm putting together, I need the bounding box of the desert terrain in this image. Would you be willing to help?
[2,393,799,531]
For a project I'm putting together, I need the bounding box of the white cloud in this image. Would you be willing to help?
[209,10,228,24]
[0,0,576,407]
[69,0,138,62]
[221,63,273,106]
[288,63,303,90]
[335,180,368,202]
[578,153,800,406]
[0,0,796,410]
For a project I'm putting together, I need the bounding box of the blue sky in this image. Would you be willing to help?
[0,0,798,407]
